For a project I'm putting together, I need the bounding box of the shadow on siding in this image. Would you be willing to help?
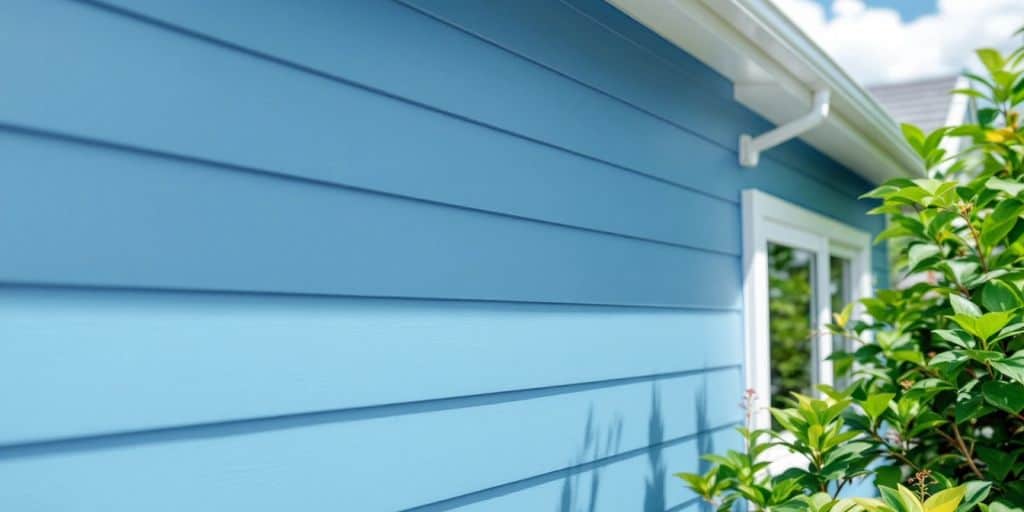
[660,379,714,512]
[558,406,623,512]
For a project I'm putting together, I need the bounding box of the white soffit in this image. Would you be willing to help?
[606,0,925,183]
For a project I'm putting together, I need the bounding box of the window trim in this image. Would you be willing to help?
[741,189,872,431]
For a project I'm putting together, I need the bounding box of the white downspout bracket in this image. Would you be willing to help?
[739,89,831,167]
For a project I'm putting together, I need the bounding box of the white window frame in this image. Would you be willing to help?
[741,189,873,433]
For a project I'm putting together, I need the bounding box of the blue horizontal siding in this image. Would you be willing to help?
[0,130,740,308]
[0,369,741,511]
[414,428,740,512]
[0,285,743,445]
[402,0,876,200]
[0,0,887,510]
[0,0,881,234]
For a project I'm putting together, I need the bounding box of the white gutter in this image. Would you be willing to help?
[606,0,925,183]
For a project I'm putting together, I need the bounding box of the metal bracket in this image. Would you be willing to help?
[740,89,831,167]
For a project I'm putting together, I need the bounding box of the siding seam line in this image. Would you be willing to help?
[69,0,739,207]
[401,425,736,511]
[391,0,738,155]
[554,0,733,100]
[0,365,743,457]
[0,122,739,258]
[390,0,869,201]
[0,281,745,312]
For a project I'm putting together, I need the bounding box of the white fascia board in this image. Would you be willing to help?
[606,0,925,183]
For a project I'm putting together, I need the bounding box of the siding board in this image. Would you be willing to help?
[0,371,741,511]
[0,131,741,308]
[0,285,743,445]
[99,0,879,208]
[403,0,874,199]
[0,0,878,234]
[412,429,740,511]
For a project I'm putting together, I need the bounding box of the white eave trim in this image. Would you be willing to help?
[606,0,925,183]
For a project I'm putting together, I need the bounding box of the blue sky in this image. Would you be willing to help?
[813,0,937,21]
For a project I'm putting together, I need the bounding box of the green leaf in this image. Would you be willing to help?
[861,184,902,199]
[909,243,942,271]
[902,123,926,153]
[890,187,932,205]
[981,380,1024,414]
[674,472,708,491]
[933,329,975,349]
[965,349,1005,363]
[982,198,1024,246]
[890,350,925,365]
[956,481,992,512]
[868,203,903,215]
[930,350,969,374]
[982,279,1023,312]
[945,260,980,286]
[875,466,902,490]
[978,48,1005,73]
[991,350,1024,385]
[899,485,926,512]
[964,70,996,89]
[956,395,994,423]
[922,130,951,160]
[951,295,983,318]
[977,311,1013,341]
[976,445,1017,480]
[982,217,1018,248]
[951,88,987,99]
[860,392,894,424]
[913,178,944,195]
[992,198,1024,223]
[950,315,983,339]
[880,486,911,512]
[924,485,966,512]
[993,70,1020,89]
[986,178,1024,197]
[909,409,948,437]
[875,224,913,244]
[950,312,1011,341]
[833,302,854,329]
[978,107,1000,127]
[928,210,959,236]
[807,423,823,450]
[989,503,1024,512]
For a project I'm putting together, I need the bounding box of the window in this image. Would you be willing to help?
[830,254,855,389]
[742,190,872,431]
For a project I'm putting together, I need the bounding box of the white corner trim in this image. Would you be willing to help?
[741,190,872,430]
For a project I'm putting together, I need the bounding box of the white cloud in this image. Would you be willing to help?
[772,0,1024,84]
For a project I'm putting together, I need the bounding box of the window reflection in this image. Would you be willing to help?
[768,242,816,412]
[831,256,853,387]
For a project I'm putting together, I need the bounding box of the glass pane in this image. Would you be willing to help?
[768,243,817,412]
[830,256,853,387]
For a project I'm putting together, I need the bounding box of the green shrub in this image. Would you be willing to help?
[677,29,1024,512]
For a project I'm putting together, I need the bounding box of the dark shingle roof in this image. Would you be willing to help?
[866,75,961,133]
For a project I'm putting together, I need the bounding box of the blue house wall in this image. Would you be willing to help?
[0,1,887,510]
